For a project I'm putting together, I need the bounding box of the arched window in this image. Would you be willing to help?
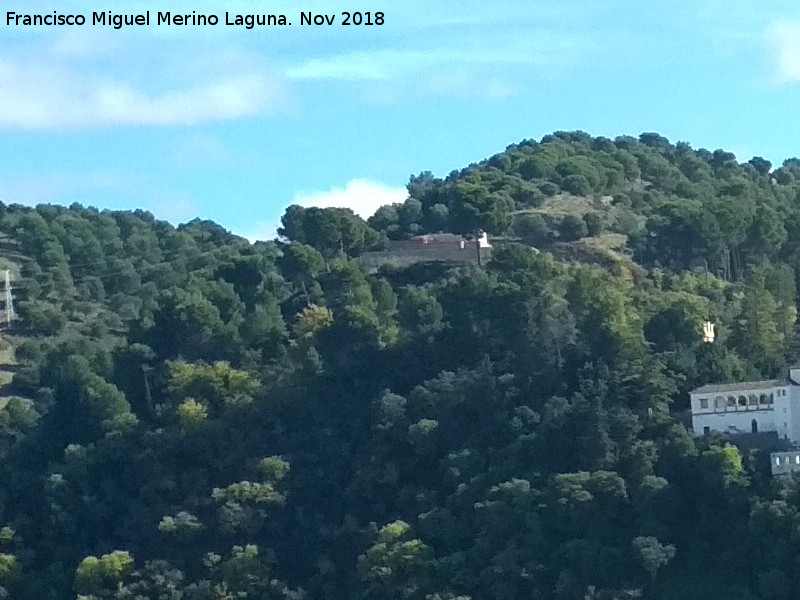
[749,394,758,406]
[715,396,725,408]
[727,396,736,407]
[760,394,768,405]
[738,395,747,407]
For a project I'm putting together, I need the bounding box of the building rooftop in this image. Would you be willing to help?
[691,379,790,394]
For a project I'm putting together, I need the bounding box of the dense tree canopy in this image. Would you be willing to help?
[2,132,800,598]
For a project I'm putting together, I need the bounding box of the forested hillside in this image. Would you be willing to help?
[2,132,800,599]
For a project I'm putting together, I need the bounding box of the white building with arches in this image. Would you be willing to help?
[689,364,800,443]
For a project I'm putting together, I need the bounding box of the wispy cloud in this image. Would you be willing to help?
[0,40,288,130]
[285,49,536,82]
[286,53,394,81]
[286,34,591,83]
[241,178,407,241]
[283,29,594,103]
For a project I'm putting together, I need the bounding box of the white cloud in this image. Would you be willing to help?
[293,178,407,216]
[283,32,593,104]
[286,54,393,81]
[241,178,407,242]
[0,45,287,130]
[285,33,593,84]
[766,20,800,83]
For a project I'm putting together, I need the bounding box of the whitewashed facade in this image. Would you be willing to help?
[689,364,800,444]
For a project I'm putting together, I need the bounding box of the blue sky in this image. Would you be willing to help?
[3,0,800,239]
